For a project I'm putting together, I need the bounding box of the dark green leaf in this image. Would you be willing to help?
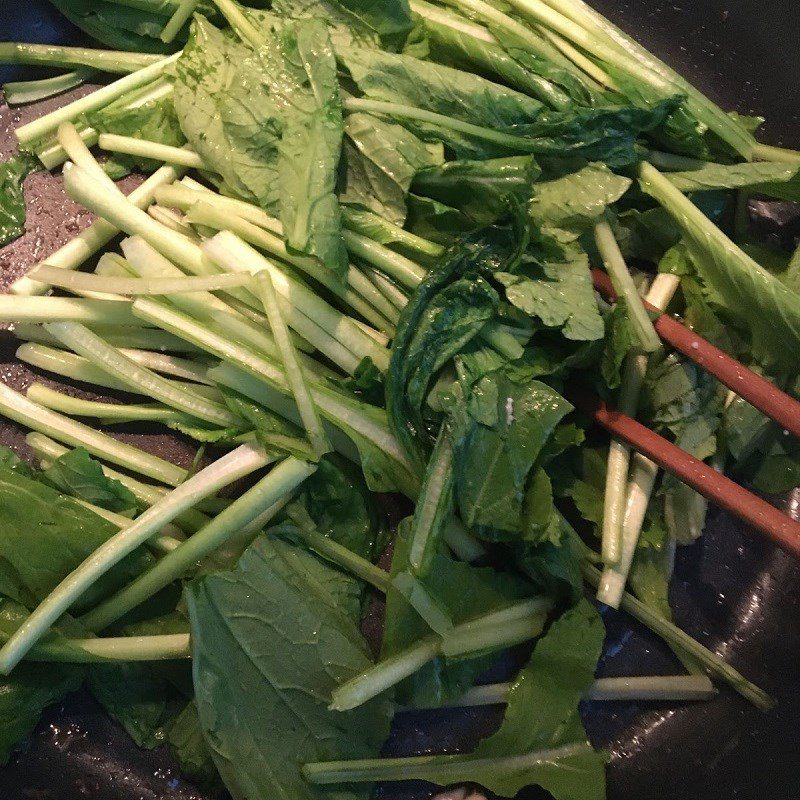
[42,447,137,515]
[0,152,38,247]
[341,112,443,224]
[412,155,540,230]
[186,535,392,800]
[463,599,606,799]
[450,368,573,537]
[0,468,154,612]
[498,240,604,341]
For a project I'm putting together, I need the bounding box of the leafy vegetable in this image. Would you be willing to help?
[450,367,573,538]
[186,534,392,800]
[640,162,800,369]
[0,467,154,612]
[170,17,280,208]
[47,0,186,52]
[43,447,137,515]
[382,519,531,706]
[498,239,604,341]
[412,155,540,230]
[0,153,39,247]
[0,598,84,764]
[462,599,606,798]
[268,0,413,49]
[342,112,444,225]
[271,19,348,277]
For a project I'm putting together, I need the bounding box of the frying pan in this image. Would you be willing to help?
[0,2,799,798]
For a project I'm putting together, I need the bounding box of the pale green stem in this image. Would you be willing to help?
[16,54,180,146]
[23,633,192,663]
[426,674,717,707]
[202,232,390,371]
[81,457,315,632]
[26,383,186,424]
[303,742,593,784]
[594,219,660,352]
[29,264,251,296]
[99,134,207,169]
[148,206,199,240]
[25,432,213,533]
[408,427,453,575]
[160,0,200,42]
[343,97,544,155]
[392,572,454,635]
[44,321,238,426]
[209,0,264,47]
[439,597,551,658]
[289,514,391,594]
[583,563,773,710]
[342,228,427,291]
[601,352,648,565]
[186,201,396,333]
[0,382,188,486]
[3,70,91,105]
[0,42,162,72]
[0,296,138,326]
[69,496,183,555]
[58,121,120,194]
[330,636,441,712]
[11,164,180,296]
[13,321,200,356]
[752,143,800,164]
[0,444,271,674]
[254,272,331,458]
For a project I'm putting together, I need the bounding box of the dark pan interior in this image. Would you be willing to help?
[0,2,799,799]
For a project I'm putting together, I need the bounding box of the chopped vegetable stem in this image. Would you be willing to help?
[81,457,315,632]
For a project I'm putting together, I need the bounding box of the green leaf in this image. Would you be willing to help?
[420,10,588,109]
[528,163,632,242]
[165,701,221,785]
[0,447,35,477]
[640,163,800,369]
[450,368,573,537]
[498,240,604,341]
[339,45,545,158]
[0,468,154,612]
[170,16,281,210]
[463,599,606,799]
[295,454,383,562]
[0,152,39,247]
[387,237,502,464]
[46,0,188,52]
[272,19,348,278]
[644,353,723,461]
[84,90,184,173]
[0,598,84,764]
[338,356,385,407]
[405,193,476,244]
[412,155,540,230]
[186,535,392,800]
[88,662,171,748]
[42,447,137,515]
[666,160,800,195]
[341,112,443,225]
[267,0,411,49]
[600,298,637,389]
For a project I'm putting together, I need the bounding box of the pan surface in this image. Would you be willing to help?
[0,2,798,799]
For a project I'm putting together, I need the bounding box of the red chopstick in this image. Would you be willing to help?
[591,268,800,440]
[571,392,800,558]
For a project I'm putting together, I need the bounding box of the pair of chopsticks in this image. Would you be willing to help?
[585,268,800,558]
